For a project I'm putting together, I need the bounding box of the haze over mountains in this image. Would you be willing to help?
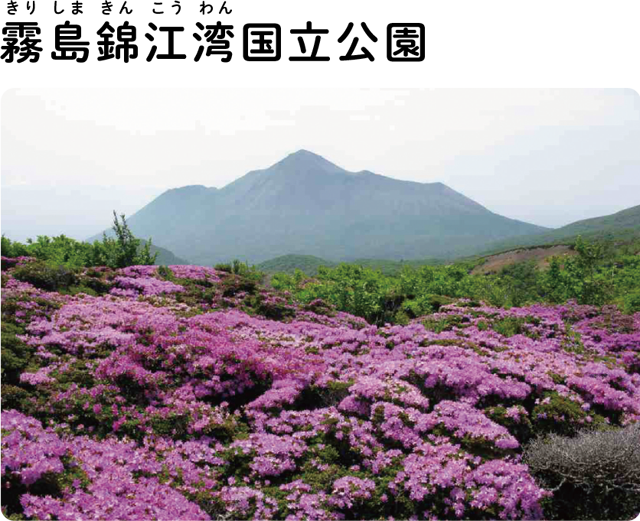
[100,150,548,265]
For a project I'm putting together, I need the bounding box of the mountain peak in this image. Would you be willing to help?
[272,149,345,175]
[117,153,547,265]
[291,149,320,158]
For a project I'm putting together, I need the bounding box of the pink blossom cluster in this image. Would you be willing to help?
[111,275,185,297]
[2,264,640,520]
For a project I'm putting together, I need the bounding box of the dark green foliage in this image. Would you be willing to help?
[76,272,113,295]
[423,314,467,333]
[2,457,90,519]
[1,323,37,387]
[303,298,335,316]
[247,295,295,321]
[213,262,234,273]
[492,316,527,337]
[157,265,174,280]
[0,235,13,257]
[21,266,114,298]
[149,414,191,438]
[221,274,258,298]
[543,237,614,305]
[531,391,605,436]
[1,384,32,412]
[622,290,640,314]
[13,261,78,291]
[295,381,354,410]
[498,261,542,307]
[486,406,534,444]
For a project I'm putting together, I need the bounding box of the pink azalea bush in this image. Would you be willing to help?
[2,259,639,520]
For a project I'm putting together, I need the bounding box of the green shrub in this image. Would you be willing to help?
[1,384,32,411]
[213,262,233,273]
[1,235,29,258]
[1,323,37,386]
[99,212,157,269]
[13,261,78,292]
[530,391,602,436]
[1,234,12,254]
[157,265,174,280]
[543,237,615,306]
[61,285,98,297]
[622,290,640,314]
[246,295,295,320]
[221,274,258,298]
[426,294,455,311]
[492,316,526,337]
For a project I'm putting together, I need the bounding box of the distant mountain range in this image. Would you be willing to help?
[95,150,548,265]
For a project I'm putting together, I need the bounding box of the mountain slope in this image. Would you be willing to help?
[553,204,640,238]
[149,243,190,266]
[257,254,337,275]
[100,150,547,264]
[257,254,449,276]
[482,204,640,253]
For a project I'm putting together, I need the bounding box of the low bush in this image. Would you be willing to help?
[13,261,78,292]
[1,323,37,386]
[622,290,640,314]
[524,424,640,520]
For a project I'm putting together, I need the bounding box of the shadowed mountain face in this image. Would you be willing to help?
[108,150,547,264]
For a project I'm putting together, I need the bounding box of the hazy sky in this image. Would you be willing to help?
[2,88,639,241]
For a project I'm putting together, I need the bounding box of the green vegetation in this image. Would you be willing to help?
[2,212,157,269]
[258,255,337,276]
[257,254,446,277]
[271,236,640,325]
[4,210,640,328]
[214,259,264,283]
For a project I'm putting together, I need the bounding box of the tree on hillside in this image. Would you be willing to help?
[101,211,157,269]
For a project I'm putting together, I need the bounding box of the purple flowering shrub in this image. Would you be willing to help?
[2,260,640,520]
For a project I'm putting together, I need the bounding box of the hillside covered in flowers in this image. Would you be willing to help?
[2,256,640,520]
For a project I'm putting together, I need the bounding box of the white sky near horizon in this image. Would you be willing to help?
[1,88,639,241]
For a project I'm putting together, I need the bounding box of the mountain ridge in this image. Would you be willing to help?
[92,150,548,264]
[481,204,640,254]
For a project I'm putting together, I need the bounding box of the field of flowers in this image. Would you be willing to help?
[2,257,640,520]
